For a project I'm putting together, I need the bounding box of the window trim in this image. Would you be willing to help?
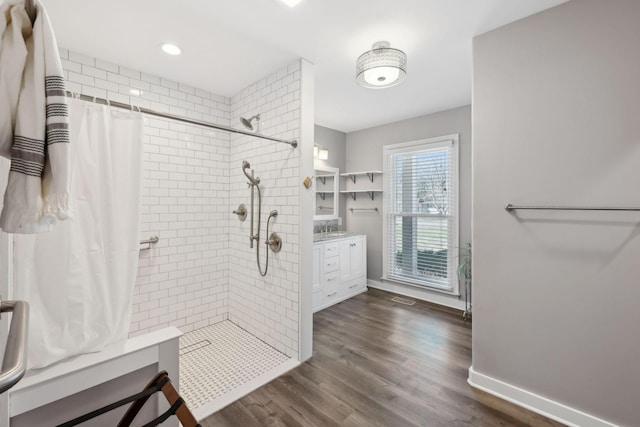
[382,134,460,295]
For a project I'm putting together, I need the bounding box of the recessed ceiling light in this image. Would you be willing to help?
[161,43,182,56]
[279,0,303,7]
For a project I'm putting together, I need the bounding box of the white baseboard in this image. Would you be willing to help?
[367,279,466,311]
[192,358,300,421]
[467,366,617,427]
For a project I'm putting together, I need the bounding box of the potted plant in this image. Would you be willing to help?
[457,243,472,320]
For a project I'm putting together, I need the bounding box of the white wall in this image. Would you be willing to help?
[345,106,471,309]
[228,60,307,359]
[472,1,640,425]
[59,50,231,336]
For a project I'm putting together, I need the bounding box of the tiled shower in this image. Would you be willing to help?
[59,49,305,410]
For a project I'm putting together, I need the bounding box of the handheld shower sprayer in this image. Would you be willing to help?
[265,210,282,254]
[237,160,282,276]
[242,160,260,185]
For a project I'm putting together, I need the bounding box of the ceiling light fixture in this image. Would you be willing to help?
[279,0,303,7]
[161,43,182,56]
[356,41,407,89]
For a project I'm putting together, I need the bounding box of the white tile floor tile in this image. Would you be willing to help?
[179,321,289,410]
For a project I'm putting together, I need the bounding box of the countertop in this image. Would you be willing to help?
[313,231,365,243]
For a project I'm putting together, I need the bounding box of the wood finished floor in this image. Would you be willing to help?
[202,288,564,426]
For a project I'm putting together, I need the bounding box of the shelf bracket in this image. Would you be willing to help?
[349,192,357,201]
[368,191,375,200]
[367,172,374,182]
[318,176,326,185]
[349,175,356,184]
[317,193,326,201]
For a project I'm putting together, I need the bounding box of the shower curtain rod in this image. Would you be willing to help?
[66,92,298,148]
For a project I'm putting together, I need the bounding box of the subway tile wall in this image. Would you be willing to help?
[59,49,302,358]
[229,61,302,359]
[59,48,231,336]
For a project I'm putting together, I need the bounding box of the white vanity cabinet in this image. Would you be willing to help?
[312,245,322,308]
[313,234,367,312]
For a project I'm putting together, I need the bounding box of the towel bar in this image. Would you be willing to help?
[505,203,640,212]
[349,208,378,213]
[140,236,159,250]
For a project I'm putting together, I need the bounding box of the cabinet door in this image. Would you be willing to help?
[340,236,366,283]
[349,236,365,280]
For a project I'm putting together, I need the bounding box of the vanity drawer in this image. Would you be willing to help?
[324,271,339,292]
[324,242,339,257]
[341,279,366,296]
[324,289,340,305]
[323,256,339,273]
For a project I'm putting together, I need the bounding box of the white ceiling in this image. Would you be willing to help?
[42,0,567,133]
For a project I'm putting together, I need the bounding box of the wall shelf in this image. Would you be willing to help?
[340,170,383,184]
[316,191,335,201]
[340,190,382,201]
[315,174,335,185]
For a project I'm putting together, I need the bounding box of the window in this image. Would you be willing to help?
[383,134,459,293]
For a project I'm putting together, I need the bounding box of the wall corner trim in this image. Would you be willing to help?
[467,366,617,427]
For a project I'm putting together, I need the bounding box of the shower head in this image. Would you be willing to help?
[240,114,260,131]
[269,210,278,218]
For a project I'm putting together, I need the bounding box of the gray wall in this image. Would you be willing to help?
[314,125,347,224]
[346,106,471,307]
[472,1,640,425]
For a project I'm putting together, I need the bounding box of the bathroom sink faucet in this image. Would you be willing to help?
[324,219,336,234]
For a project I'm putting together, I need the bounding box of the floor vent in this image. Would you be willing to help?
[391,296,416,306]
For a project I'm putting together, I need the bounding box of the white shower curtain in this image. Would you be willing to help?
[12,98,143,369]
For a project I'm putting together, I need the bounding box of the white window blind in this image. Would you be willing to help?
[382,135,459,293]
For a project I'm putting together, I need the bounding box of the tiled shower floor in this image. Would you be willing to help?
[179,320,290,411]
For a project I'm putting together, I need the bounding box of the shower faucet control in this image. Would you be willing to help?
[233,204,247,221]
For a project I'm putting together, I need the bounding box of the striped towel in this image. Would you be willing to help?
[0,0,71,233]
